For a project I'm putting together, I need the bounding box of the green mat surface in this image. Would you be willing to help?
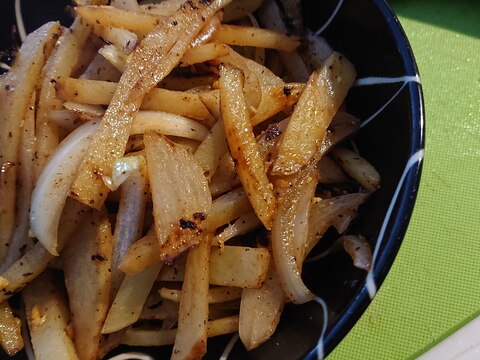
[328,1,480,359]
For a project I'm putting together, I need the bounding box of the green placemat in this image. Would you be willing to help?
[328,1,480,359]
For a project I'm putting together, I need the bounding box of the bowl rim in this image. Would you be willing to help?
[305,0,425,358]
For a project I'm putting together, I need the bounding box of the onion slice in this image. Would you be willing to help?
[271,166,319,304]
[30,120,99,255]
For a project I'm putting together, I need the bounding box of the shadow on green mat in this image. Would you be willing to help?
[389,0,480,39]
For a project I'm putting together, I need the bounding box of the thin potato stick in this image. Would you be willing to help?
[159,286,242,304]
[70,0,231,209]
[122,315,239,346]
[56,77,214,121]
[272,52,356,175]
[76,5,162,36]
[219,63,276,230]
[0,301,24,356]
[102,263,162,334]
[212,25,300,52]
[0,22,62,264]
[171,233,211,360]
[36,17,92,177]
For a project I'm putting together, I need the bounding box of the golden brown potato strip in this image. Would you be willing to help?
[36,18,92,176]
[23,271,79,360]
[239,264,287,350]
[220,63,276,230]
[0,22,61,263]
[212,25,300,52]
[0,301,24,356]
[70,0,230,209]
[63,209,113,360]
[172,234,211,360]
[56,77,213,121]
[76,5,162,36]
[272,52,356,175]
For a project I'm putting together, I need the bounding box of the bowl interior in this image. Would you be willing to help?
[0,0,424,358]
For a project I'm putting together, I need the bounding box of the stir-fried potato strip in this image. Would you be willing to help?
[0,0,381,358]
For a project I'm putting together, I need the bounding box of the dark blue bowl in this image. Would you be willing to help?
[1,0,424,358]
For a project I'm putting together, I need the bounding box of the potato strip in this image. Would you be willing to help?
[172,233,211,360]
[63,209,113,360]
[212,25,300,52]
[219,63,276,230]
[76,5,162,36]
[70,0,231,209]
[56,77,213,121]
[0,22,61,263]
[272,52,356,175]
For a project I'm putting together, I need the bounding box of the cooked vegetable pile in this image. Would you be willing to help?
[0,0,379,359]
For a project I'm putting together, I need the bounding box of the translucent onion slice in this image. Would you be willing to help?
[30,120,99,255]
[271,168,319,304]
